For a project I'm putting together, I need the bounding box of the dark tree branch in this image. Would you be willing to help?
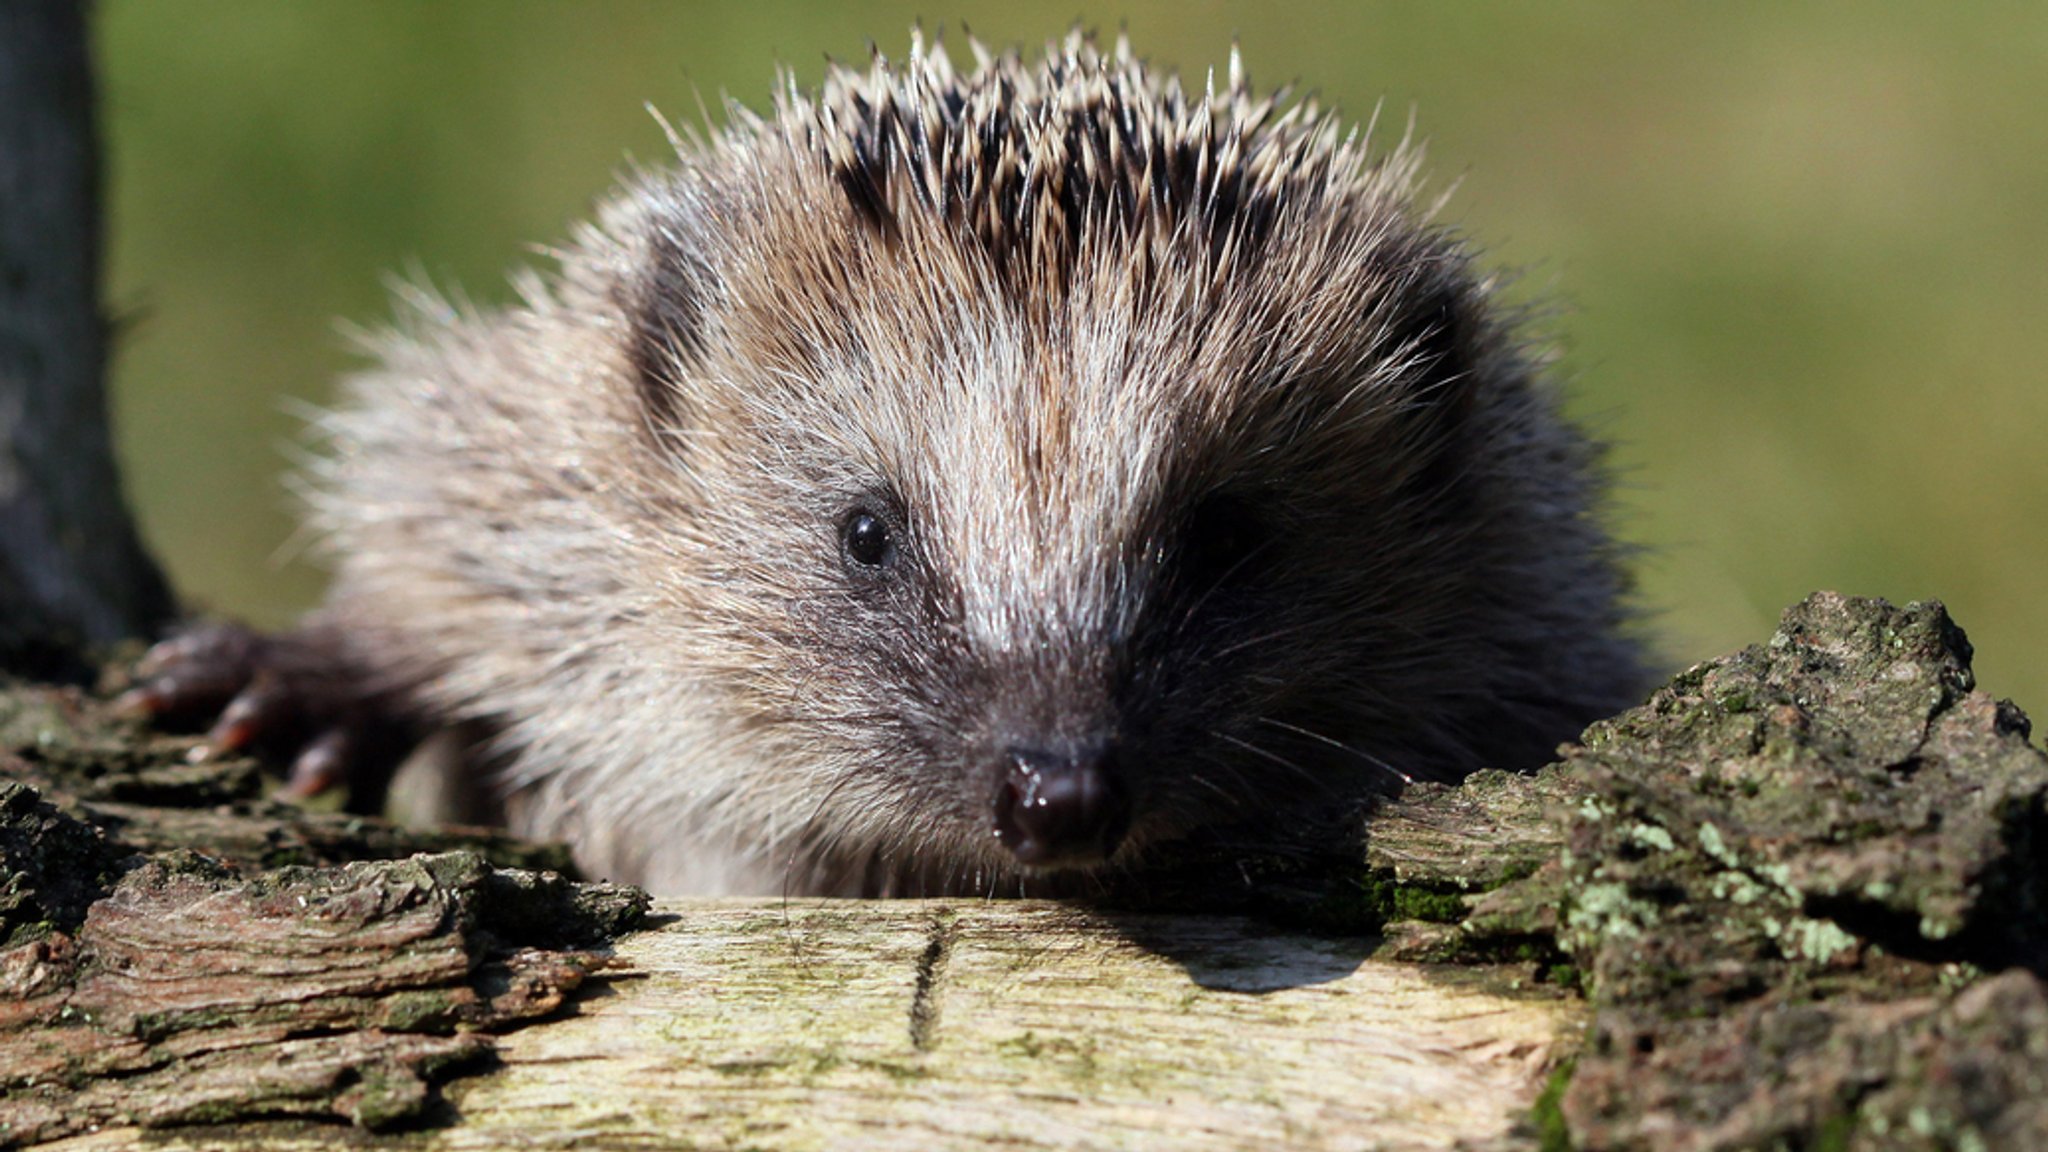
[0,0,174,677]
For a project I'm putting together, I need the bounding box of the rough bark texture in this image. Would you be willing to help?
[1,592,2045,1150]
[0,686,647,1146]
[1536,593,2048,1150]
[0,0,174,680]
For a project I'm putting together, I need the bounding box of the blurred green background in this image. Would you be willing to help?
[98,3,2048,709]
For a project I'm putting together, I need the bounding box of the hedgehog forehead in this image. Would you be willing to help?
[717,186,1411,616]
[693,34,1444,648]
[832,270,1187,652]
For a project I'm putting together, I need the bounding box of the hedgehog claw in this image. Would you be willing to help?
[125,620,415,814]
[286,727,355,798]
[206,673,289,752]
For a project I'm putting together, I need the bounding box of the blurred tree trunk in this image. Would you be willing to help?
[0,0,174,677]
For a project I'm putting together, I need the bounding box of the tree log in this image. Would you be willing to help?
[40,899,1577,1152]
[4,592,2048,1150]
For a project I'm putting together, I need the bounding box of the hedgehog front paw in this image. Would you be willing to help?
[120,620,413,810]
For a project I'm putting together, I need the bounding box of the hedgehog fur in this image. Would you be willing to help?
[263,30,1651,895]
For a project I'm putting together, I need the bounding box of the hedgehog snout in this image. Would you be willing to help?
[989,742,1132,869]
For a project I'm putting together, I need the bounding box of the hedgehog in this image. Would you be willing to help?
[126,31,1648,896]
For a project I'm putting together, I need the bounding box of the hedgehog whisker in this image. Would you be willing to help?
[1208,729,1329,796]
[1204,621,1321,662]
[1254,716,1417,787]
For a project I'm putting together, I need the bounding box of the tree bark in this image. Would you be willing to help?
[0,0,174,678]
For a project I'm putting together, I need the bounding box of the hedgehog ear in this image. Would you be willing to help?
[627,221,714,450]
[1381,264,1477,401]
[1379,267,1483,499]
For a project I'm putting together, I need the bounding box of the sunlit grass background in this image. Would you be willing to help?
[99,3,2048,712]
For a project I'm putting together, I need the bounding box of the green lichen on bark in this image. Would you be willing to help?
[1495,593,2048,1150]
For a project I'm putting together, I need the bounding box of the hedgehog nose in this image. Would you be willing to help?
[992,745,1132,869]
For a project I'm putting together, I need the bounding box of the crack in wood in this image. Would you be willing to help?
[907,908,955,1052]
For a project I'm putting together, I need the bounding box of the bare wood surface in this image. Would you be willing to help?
[50,899,1578,1152]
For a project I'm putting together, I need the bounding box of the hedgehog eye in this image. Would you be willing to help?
[841,509,898,569]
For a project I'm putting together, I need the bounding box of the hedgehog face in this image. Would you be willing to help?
[642,186,1502,885]
[596,33,1637,891]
